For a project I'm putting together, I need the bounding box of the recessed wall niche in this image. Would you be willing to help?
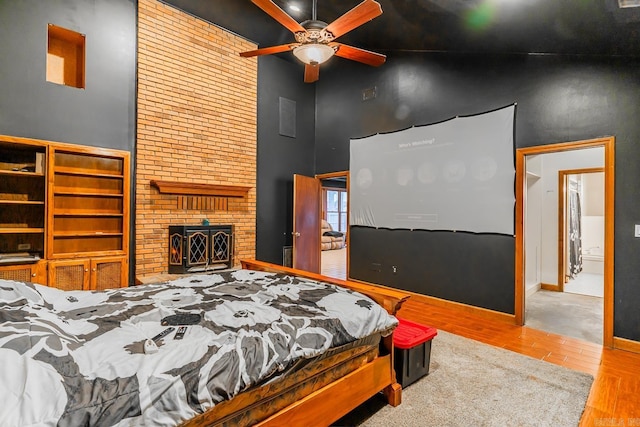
[47,24,85,89]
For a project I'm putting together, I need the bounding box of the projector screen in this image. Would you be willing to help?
[350,105,515,235]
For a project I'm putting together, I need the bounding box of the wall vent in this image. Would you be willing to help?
[362,86,377,101]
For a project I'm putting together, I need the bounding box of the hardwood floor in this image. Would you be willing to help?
[321,258,640,425]
[321,247,346,280]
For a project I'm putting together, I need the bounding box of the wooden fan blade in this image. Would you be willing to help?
[323,0,383,39]
[251,0,306,33]
[240,44,296,58]
[304,63,320,83]
[332,43,386,66]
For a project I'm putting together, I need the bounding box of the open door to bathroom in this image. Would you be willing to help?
[558,168,604,296]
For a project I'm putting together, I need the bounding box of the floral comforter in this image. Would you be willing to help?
[0,269,397,426]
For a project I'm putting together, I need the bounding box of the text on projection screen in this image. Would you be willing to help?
[349,105,515,235]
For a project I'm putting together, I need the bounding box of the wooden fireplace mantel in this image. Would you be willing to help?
[150,180,251,198]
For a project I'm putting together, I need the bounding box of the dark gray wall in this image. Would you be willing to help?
[316,53,640,341]
[4,0,640,342]
[255,56,316,265]
[0,0,136,150]
[0,0,137,281]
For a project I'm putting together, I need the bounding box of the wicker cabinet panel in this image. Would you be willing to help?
[0,261,47,285]
[91,256,127,290]
[0,267,31,282]
[48,259,90,290]
[49,257,127,291]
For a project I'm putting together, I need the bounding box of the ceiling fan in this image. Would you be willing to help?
[239,0,386,83]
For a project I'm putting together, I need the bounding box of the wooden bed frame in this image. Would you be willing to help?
[181,259,410,427]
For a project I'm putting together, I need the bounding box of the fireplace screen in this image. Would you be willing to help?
[168,225,233,273]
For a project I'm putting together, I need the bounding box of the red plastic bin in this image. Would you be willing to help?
[393,317,437,388]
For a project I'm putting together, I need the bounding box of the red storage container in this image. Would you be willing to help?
[393,317,437,388]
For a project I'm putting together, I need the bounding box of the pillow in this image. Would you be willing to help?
[323,231,343,237]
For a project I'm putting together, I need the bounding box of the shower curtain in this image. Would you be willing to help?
[568,190,582,278]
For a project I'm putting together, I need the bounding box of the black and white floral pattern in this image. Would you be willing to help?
[0,270,397,426]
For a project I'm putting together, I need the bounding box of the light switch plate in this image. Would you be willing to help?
[635,224,640,237]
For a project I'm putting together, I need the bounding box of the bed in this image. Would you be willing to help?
[0,259,409,426]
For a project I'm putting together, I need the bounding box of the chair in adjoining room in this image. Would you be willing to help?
[321,219,345,250]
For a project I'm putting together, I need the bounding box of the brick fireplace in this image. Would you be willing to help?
[135,0,257,281]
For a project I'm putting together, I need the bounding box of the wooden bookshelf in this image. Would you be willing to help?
[0,138,47,267]
[48,144,129,263]
[0,135,130,289]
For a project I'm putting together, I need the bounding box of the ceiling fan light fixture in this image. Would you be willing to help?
[618,0,640,7]
[292,43,335,65]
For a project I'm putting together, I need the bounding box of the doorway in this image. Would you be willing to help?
[515,137,614,347]
[559,169,605,298]
[317,171,349,280]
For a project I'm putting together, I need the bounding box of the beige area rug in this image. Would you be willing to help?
[335,331,593,427]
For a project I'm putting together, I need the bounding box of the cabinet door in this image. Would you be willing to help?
[49,259,90,290]
[90,256,128,290]
[0,261,47,285]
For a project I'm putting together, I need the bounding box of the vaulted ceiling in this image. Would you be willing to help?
[164,0,640,58]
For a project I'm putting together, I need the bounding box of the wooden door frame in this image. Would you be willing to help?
[316,171,349,279]
[553,168,604,293]
[515,137,614,348]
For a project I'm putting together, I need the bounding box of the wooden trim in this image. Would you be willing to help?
[0,134,51,148]
[515,148,525,325]
[150,180,251,198]
[557,171,565,292]
[241,259,409,315]
[346,173,350,280]
[121,150,131,265]
[515,137,615,348]
[516,137,613,156]
[348,277,516,324]
[540,283,560,291]
[613,336,640,354]
[603,138,615,348]
[0,170,45,178]
[49,140,130,158]
[255,355,394,427]
[400,287,516,324]
[558,167,605,175]
[315,171,348,180]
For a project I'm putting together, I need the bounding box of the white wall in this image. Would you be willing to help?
[581,171,605,255]
[530,147,604,286]
[583,172,605,216]
[525,155,543,295]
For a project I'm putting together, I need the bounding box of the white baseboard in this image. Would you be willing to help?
[526,282,541,298]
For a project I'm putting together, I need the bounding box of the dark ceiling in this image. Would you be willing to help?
[164,0,640,58]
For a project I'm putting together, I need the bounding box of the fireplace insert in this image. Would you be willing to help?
[168,225,233,273]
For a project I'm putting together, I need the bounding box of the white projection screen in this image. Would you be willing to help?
[350,105,516,235]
